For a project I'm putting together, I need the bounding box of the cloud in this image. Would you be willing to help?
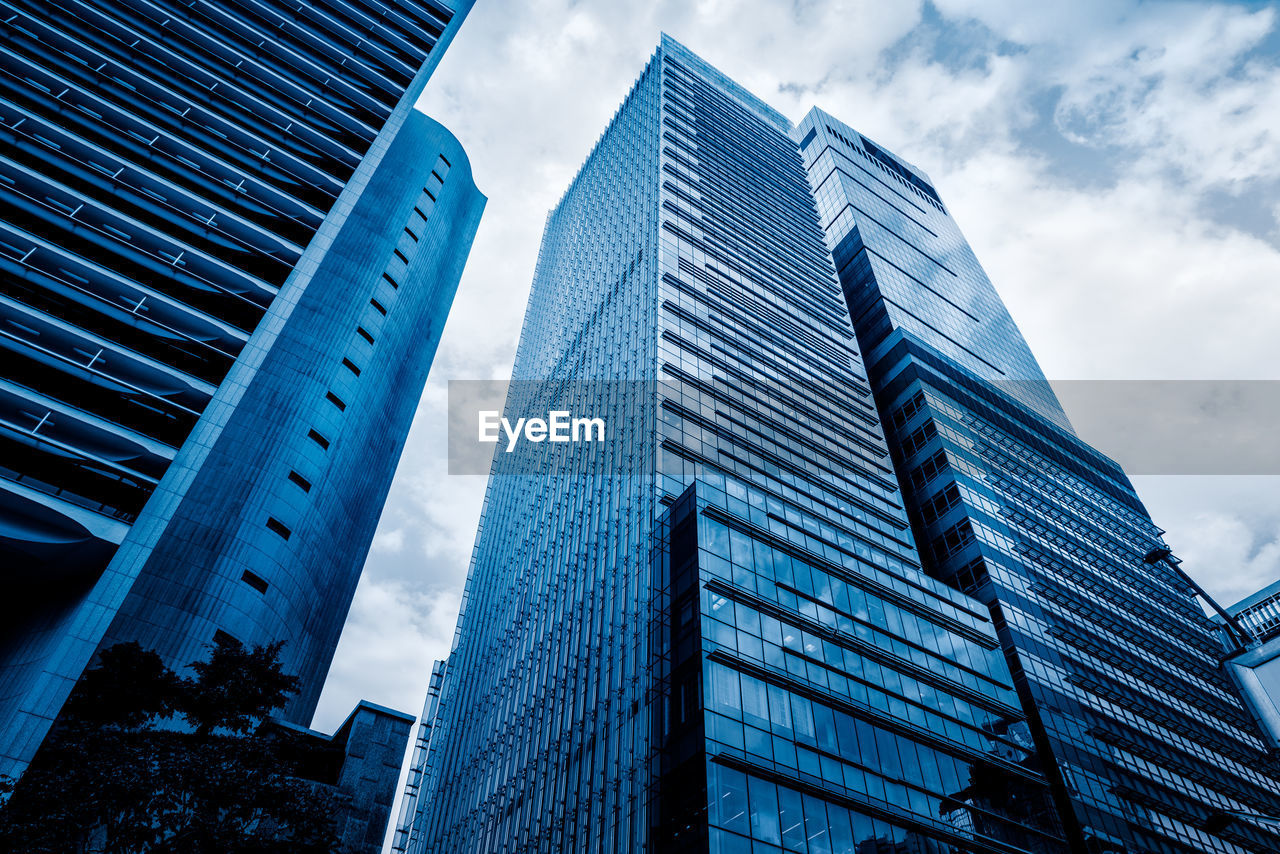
[1133,476,1280,606]
[945,153,1280,382]
[933,0,1280,193]
[1052,6,1280,193]
[313,576,462,732]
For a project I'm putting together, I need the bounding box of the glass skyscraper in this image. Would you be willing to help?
[402,37,1067,854]
[1224,581,1280,646]
[796,110,1280,852]
[0,0,482,778]
[1219,581,1280,796]
[401,35,1280,854]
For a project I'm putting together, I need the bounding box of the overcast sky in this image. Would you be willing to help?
[311,0,1280,747]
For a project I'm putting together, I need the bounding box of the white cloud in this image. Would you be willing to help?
[1134,476,1280,606]
[372,527,406,554]
[946,154,1280,382]
[313,577,461,732]
[935,0,1280,192]
[1056,7,1280,192]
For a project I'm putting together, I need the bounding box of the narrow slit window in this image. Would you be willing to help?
[403,227,418,242]
[307,428,330,449]
[413,206,428,222]
[266,517,291,540]
[213,629,239,647]
[288,470,311,492]
[370,298,386,315]
[342,357,361,376]
[326,391,346,411]
[382,272,399,289]
[241,570,269,594]
[393,249,409,265]
[356,327,374,345]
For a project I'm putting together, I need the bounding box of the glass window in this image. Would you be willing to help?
[713,766,750,835]
[729,527,756,571]
[710,827,752,854]
[848,811,876,849]
[802,794,832,854]
[704,516,731,558]
[875,728,902,779]
[745,724,773,760]
[741,674,769,728]
[778,786,806,852]
[748,775,782,845]
[790,693,816,740]
[827,806,855,854]
[711,662,741,713]
[813,702,837,753]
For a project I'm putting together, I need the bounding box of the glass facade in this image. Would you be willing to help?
[1225,581,1280,646]
[0,0,479,777]
[401,37,1065,854]
[1222,582,1280,760]
[797,108,1280,853]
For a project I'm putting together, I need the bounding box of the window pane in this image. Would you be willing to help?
[748,775,782,845]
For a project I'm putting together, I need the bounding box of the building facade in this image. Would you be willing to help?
[401,36,1068,854]
[1224,581,1280,646]
[796,109,1280,852]
[0,0,481,778]
[267,700,417,854]
[1219,581,1280,776]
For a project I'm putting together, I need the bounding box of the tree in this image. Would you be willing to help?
[183,639,298,737]
[0,636,344,853]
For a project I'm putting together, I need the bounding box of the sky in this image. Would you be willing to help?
[311,0,1280,756]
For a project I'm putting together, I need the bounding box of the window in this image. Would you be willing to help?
[370,298,386,315]
[287,470,311,492]
[241,569,269,594]
[909,449,949,491]
[341,357,361,376]
[953,557,987,595]
[919,483,961,525]
[382,272,399,289]
[931,520,974,563]
[213,629,239,647]
[402,227,418,243]
[325,391,346,411]
[393,249,409,265]
[356,327,374,345]
[307,428,329,450]
[266,517,291,540]
[900,419,937,458]
[891,390,926,430]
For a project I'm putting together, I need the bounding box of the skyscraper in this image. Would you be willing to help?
[1224,581,1280,645]
[796,109,1280,852]
[1218,582,1280,775]
[402,36,1067,854]
[0,0,482,777]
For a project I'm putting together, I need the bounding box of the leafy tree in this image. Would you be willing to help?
[0,636,344,853]
[58,642,181,728]
[183,639,298,737]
